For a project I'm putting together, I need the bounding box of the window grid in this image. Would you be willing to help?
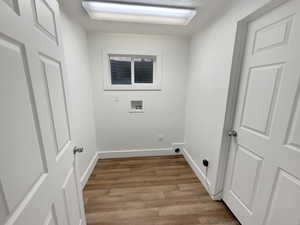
[109,55,155,85]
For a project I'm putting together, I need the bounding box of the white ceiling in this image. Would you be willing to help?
[61,0,229,37]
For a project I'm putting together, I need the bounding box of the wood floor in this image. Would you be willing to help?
[83,155,240,225]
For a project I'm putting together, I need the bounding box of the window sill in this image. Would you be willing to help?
[103,85,161,91]
[129,110,144,113]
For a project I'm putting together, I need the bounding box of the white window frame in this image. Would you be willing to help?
[102,48,163,91]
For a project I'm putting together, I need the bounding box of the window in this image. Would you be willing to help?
[103,50,162,90]
[110,55,155,85]
[134,57,154,83]
[110,56,132,85]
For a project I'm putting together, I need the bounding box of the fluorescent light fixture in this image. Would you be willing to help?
[82,1,197,25]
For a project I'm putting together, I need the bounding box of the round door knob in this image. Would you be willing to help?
[228,130,238,137]
[73,146,84,154]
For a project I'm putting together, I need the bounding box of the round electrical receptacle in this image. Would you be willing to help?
[203,159,209,167]
[175,148,180,153]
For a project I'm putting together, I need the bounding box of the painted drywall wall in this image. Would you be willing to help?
[88,33,189,152]
[184,0,271,197]
[60,12,97,184]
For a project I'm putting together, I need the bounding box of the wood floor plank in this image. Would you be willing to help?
[84,155,240,225]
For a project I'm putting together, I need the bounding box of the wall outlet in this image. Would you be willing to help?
[175,148,181,153]
[113,96,119,102]
[158,134,164,142]
[203,159,209,167]
[172,143,184,154]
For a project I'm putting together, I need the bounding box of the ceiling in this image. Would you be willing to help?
[61,0,229,36]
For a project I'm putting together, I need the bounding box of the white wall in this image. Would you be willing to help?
[88,33,189,152]
[184,0,271,197]
[60,12,97,185]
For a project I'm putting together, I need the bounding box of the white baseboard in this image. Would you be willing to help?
[80,152,99,189]
[211,191,223,201]
[171,142,185,151]
[182,148,219,200]
[98,148,180,159]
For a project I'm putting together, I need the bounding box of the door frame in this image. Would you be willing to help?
[215,0,292,200]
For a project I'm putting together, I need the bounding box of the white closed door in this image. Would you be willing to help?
[0,1,86,225]
[223,0,300,225]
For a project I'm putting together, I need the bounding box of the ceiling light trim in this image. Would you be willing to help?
[82,1,197,25]
[82,0,196,10]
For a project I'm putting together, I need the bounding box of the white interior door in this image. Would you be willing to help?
[223,0,300,225]
[0,1,86,225]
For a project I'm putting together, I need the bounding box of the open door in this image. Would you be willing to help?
[0,0,86,225]
[223,1,300,224]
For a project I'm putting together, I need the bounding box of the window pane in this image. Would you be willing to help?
[134,57,153,84]
[110,56,131,85]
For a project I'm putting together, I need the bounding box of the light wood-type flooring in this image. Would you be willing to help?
[83,155,240,225]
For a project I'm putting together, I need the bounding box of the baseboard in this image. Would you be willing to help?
[80,152,99,189]
[182,148,216,200]
[98,148,180,159]
[211,191,223,201]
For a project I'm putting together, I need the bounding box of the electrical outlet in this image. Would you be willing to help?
[158,134,164,142]
[113,96,119,102]
[203,159,209,167]
[172,143,184,154]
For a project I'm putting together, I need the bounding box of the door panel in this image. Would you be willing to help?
[43,207,59,225]
[285,86,300,151]
[263,170,300,225]
[253,15,293,53]
[231,146,262,211]
[223,1,300,225]
[240,64,282,136]
[0,183,8,224]
[32,0,58,43]
[3,0,19,14]
[0,34,48,214]
[40,54,71,153]
[0,0,86,225]
[62,168,82,225]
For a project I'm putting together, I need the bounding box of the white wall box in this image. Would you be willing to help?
[129,100,144,113]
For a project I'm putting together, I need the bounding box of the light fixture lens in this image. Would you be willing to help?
[82,1,197,25]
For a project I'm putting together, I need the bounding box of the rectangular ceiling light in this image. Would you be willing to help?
[82,1,197,25]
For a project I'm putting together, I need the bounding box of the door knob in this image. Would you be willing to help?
[73,146,84,154]
[228,130,238,137]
